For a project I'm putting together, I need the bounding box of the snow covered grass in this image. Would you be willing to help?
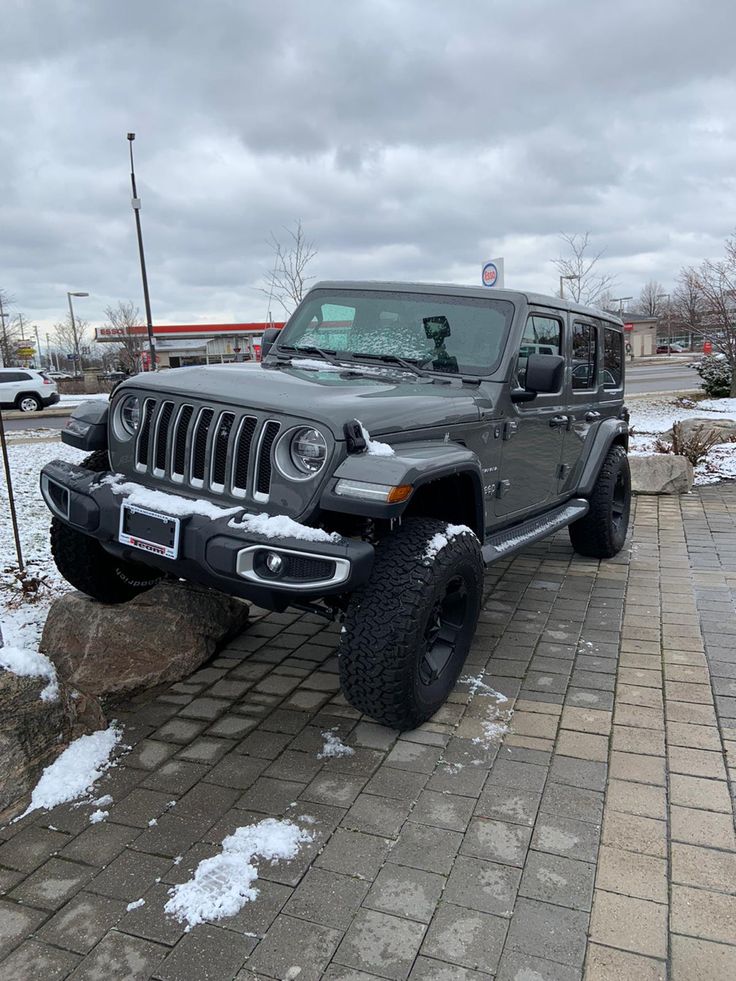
[18,724,122,819]
[628,395,736,485]
[165,818,313,928]
[1,440,85,684]
[424,524,476,561]
[317,728,355,759]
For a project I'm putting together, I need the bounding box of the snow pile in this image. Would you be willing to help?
[424,524,476,561]
[695,444,736,484]
[103,476,241,520]
[0,645,59,702]
[317,729,355,759]
[229,512,341,543]
[18,724,122,819]
[165,819,313,928]
[357,421,395,457]
[89,809,108,824]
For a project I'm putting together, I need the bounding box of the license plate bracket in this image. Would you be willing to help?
[119,503,180,560]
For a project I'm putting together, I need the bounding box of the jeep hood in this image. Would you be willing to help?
[120,362,481,436]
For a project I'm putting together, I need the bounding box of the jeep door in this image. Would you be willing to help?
[559,319,624,491]
[494,311,566,517]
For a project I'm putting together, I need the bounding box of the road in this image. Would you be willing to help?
[625,361,700,394]
[3,416,67,433]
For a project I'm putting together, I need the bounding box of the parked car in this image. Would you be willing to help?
[42,283,631,729]
[47,370,74,380]
[571,363,617,387]
[0,368,59,412]
[656,343,685,354]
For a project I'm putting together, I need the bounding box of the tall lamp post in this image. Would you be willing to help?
[560,274,581,299]
[126,133,156,371]
[67,291,88,377]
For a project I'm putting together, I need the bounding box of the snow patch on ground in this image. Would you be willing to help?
[628,395,736,485]
[424,524,476,561]
[126,899,145,912]
[18,724,122,819]
[357,421,395,456]
[459,674,509,702]
[0,645,59,702]
[229,512,341,543]
[89,809,108,824]
[164,819,313,928]
[317,729,355,759]
[458,673,513,748]
[102,475,241,520]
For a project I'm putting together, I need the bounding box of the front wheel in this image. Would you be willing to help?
[17,394,41,412]
[339,518,483,730]
[569,444,631,558]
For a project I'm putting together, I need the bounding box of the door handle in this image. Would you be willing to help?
[584,411,601,422]
[549,415,569,429]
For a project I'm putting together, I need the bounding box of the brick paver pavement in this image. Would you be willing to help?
[1,484,735,980]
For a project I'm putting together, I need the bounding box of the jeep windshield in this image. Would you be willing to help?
[276,289,515,377]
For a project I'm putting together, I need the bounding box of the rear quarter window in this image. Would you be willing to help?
[603,327,623,389]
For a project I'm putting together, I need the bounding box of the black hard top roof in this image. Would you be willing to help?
[310,280,625,329]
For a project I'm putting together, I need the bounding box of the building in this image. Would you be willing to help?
[621,316,658,358]
[94,321,284,369]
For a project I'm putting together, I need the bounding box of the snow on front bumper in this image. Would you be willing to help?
[39,460,374,606]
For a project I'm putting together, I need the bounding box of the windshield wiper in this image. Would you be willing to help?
[350,352,428,377]
[277,344,343,366]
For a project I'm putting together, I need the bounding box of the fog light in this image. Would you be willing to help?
[265,552,284,574]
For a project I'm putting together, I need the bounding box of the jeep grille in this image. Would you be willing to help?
[131,397,281,502]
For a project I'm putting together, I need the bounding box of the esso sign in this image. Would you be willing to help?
[482,262,498,288]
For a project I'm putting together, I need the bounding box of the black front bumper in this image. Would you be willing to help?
[40,460,374,610]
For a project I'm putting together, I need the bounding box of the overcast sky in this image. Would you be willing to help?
[2,0,735,332]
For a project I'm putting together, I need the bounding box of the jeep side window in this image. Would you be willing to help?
[571,322,597,389]
[516,315,562,388]
[603,327,623,389]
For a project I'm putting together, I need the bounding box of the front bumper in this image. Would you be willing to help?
[40,460,374,609]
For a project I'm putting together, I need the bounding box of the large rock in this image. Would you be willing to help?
[41,581,250,698]
[667,416,736,445]
[630,455,694,495]
[0,669,105,823]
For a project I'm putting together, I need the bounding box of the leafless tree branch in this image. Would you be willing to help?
[551,232,617,306]
[256,220,318,316]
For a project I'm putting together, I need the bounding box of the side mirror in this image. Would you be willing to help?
[525,353,564,394]
[261,327,280,360]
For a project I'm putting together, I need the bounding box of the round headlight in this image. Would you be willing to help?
[289,427,327,475]
[119,396,141,436]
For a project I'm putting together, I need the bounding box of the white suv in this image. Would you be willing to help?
[0,368,60,412]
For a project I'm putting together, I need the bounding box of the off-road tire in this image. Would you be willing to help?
[339,518,483,730]
[569,444,631,558]
[16,393,41,412]
[50,449,162,604]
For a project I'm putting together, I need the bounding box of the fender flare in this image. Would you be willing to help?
[60,399,109,451]
[320,440,485,531]
[578,419,629,496]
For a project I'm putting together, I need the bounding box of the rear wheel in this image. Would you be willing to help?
[50,450,162,604]
[569,444,631,558]
[16,394,41,412]
[339,518,483,729]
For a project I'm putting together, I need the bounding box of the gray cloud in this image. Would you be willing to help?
[1,0,735,332]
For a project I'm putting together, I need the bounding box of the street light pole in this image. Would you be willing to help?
[559,274,581,299]
[67,291,88,377]
[127,134,156,371]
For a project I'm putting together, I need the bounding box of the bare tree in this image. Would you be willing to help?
[257,220,318,316]
[53,314,90,367]
[552,232,617,306]
[0,288,19,367]
[635,280,668,317]
[672,269,706,337]
[103,300,144,372]
[687,235,736,396]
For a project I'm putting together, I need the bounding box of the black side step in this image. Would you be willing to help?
[482,499,589,564]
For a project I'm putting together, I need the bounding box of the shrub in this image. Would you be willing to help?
[696,355,732,398]
[654,421,728,467]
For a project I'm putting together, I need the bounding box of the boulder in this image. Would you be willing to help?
[667,417,736,445]
[40,581,250,698]
[630,455,694,495]
[0,669,105,823]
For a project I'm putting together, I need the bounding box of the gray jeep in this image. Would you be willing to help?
[41,282,631,729]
